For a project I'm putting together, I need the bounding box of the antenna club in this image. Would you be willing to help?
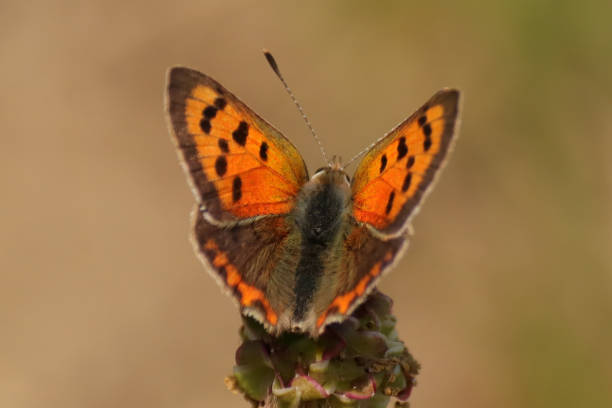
[262,49,281,76]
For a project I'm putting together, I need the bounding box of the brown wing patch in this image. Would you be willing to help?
[167,67,308,222]
[316,254,390,328]
[316,225,406,329]
[203,239,278,325]
[351,89,460,235]
[193,211,296,329]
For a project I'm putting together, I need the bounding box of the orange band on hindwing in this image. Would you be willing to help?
[316,251,393,328]
[204,239,278,325]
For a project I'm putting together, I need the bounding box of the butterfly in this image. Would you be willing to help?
[166,57,460,337]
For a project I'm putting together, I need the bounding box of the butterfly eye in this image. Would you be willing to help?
[344,174,350,183]
[314,167,328,175]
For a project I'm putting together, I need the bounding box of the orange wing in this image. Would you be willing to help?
[167,67,308,223]
[351,89,460,235]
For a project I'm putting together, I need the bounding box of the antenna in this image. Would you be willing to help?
[263,49,329,165]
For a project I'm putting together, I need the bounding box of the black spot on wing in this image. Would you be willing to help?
[402,173,412,192]
[214,97,227,110]
[380,154,387,173]
[397,137,408,160]
[259,142,268,161]
[423,123,432,151]
[203,106,217,119]
[218,138,229,153]
[215,156,227,176]
[385,191,395,215]
[232,176,242,202]
[406,155,415,169]
[232,121,249,146]
[200,119,211,134]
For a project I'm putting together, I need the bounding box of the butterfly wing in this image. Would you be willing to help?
[193,211,299,332]
[351,89,460,236]
[314,90,460,331]
[167,67,310,331]
[316,224,407,330]
[167,67,309,223]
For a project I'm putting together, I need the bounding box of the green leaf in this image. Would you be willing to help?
[232,364,275,402]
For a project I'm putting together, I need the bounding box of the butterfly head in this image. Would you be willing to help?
[312,155,351,188]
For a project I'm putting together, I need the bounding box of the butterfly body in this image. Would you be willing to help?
[290,168,352,323]
[167,67,459,337]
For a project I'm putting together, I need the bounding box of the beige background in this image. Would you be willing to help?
[2,1,611,407]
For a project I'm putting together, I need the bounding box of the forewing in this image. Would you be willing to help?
[167,67,309,223]
[351,89,460,235]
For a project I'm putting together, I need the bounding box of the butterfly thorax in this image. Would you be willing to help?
[287,168,352,332]
[294,168,351,243]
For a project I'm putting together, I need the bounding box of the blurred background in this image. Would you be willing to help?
[1,1,611,407]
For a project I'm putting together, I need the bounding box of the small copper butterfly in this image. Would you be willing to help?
[166,54,460,336]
